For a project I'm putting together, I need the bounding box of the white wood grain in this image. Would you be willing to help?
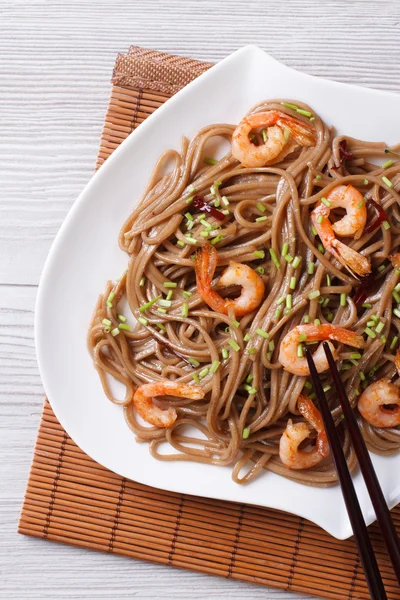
[2,0,400,597]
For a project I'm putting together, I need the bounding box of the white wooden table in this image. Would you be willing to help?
[2,1,400,597]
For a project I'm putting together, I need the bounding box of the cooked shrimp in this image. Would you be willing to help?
[194,244,265,317]
[311,184,371,277]
[133,381,205,428]
[279,324,364,376]
[231,110,315,167]
[279,395,329,469]
[358,379,400,428]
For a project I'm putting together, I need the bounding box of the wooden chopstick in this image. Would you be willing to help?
[323,341,400,586]
[305,347,388,600]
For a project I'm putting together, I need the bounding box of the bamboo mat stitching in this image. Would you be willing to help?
[286,517,304,591]
[131,87,143,131]
[349,555,361,600]
[43,428,68,539]
[109,477,126,553]
[168,494,185,565]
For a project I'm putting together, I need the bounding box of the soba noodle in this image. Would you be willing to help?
[88,99,400,487]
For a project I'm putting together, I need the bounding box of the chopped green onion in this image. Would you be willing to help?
[166,291,174,301]
[156,323,166,332]
[357,200,364,209]
[266,351,272,361]
[204,156,218,165]
[246,374,253,383]
[364,327,377,338]
[192,373,200,384]
[225,326,230,334]
[159,299,172,308]
[298,333,307,342]
[157,308,167,314]
[321,197,331,207]
[255,216,268,222]
[254,250,265,259]
[322,297,330,308]
[284,253,294,263]
[289,277,297,290]
[269,248,280,270]
[339,293,347,307]
[393,290,400,303]
[281,102,299,110]
[211,235,224,245]
[181,303,189,318]
[247,387,258,395]
[199,367,209,379]
[359,372,366,381]
[139,277,145,287]
[286,294,293,309]
[311,225,318,236]
[221,196,230,207]
[367,320,376,327]
[183,291,193,299]
[297,344,304,357]
[377,264,386,272]
[395,283,400,293]
[104,326,111,333]
[317,215,323,224]
[188,184,195,193]
[354,389,360,397]
[185,236,197,245]
[261,128,268,143]
[221,209,230,215]
[303,314,310,323]
[244,333,251,342]
[139,294,162,312]
[350,353,362,360]
[362,179,369,185]
[268,340,275,352]
[326,274,331,287]
[327,312,333,322]
[111,327,119,337]
[221,348,229,360]
[309,392,316,400]
[381,335,387,344]
[177,240,185,247]
[213,198,220,207]
[341,364,352,371]
[256,266,264,275]
[308,290,320,300]
[184,212,193,221]
[277,296,285,305]
[198,214,206,221]
[314,319,321,326]
[396,270,400,275]
[292,256,302,269]
[186,196,194,204]
[232,319,240,328]
[228,339,240,352]
[137,318,147,327]
[318,244,325,254]
[186,220,194,231]
[282,242,289,257]
[315,174,322,180]
[102,318,112,326]
[304,381,313,390]
[390,336,399,349]
[382,176,393,188]
[323,385,331,393]
[362,303,372,309]
[382,220,390,230]
[382,159,393,169]
[296,108,312,117]
[375,321,385,334]
[242,427,250,440]
[255,328,269,339]
[188,357,200,367]
[275,308,282,320]
[308,262,315,275]
[256,202,266,213]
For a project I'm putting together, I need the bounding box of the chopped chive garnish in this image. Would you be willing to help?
[303,314,310,323]
[261,128,268,143]
[181,303,189,318]
[184,212,193,221]
[286,294,293,310]
[177,240,185,247]
[362,178,369,185]
[228,339,240,352]
[188,357,200,367]
[275,308,282,320]
[198,214,206,221]
[139,294,162,312]
[221,348,229,359]
[137,318,147,327]
[326,274,331,286]
[375,321,384,333]
[211,235,224,245]
[185,236,197,245]
[246,374,253,383]
[308,290,320,300]
[395,283,400,293]
[158,308,167,314]
[266,351,272,361]
[166,291,174,301]
[164,282,178,289]
[199,367,209,379]
[297,344,304,357]
[382,159,393,168]
[186,196,194,204]
[282,242,289,257]
[289,277,297,290]
[221,196,230,207]
[322,297,330,308]
[323,385,331,393]
[340,293,347,307]
[104,327,111,333]
[292,256,301,269]
[204,156,218,165]
[111,327,120,337]
[314,319,321,326]
[244,333,251,342]
[315,174,322,180]
[298,333,307,342]
[304,381,313,390]
[268,340,275,352]
[139,277,145,287]
[382,176,393,188]
[321,197,331,207]
[188,184,195,193]
[221,209,230,215]
[192,373,200,384]
[318,244,325,254]
[269,248,280,269]
[255,328,269,339]
[242,427,250,440]
[327,312,333,322]
[393,290,400,303]
[213,198,220,207]
[308,262,315,275]
[390,336,399,349]
[396,270,400,275]
[186,220,194,231]
[350,353,362,360]
[284,253,294,263]
[317,215,323,224]
[277,296,285,305]
[359,372,366,381]
[246,386,258,395]
[183,291,193,298]
[296,108,312,117]
[256,202,266,213]
[282,102,299,110]
[256,266,264,275]
[232,319,240,328]
[357,200,364,209]
[381,335,386,343]
[159,299,172,308]
[102,318,112,326]
[367,320,376,327]
[377,264,386,273]
[354,389,360,397]
[362,302,372,308]
[364,327,376,338]
[156,323,166,332]
[254,250,265,259]
[255,216,268,222]
[382,220,390,230]
[311,225,318,236]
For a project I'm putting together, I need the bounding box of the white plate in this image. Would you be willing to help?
[36,45,400,540]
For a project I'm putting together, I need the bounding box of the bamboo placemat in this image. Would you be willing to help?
[19,47,400,599]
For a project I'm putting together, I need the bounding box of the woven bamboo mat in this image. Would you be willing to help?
[19,47,400,599]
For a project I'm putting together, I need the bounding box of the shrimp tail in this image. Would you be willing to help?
[395,349,400,377]
[331,239,371,278]
[194,244,226,312]
[325,325,365,349]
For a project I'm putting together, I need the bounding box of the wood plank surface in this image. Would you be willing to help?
[2,1,400,597]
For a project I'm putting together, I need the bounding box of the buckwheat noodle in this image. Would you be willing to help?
[88,99,400,487]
